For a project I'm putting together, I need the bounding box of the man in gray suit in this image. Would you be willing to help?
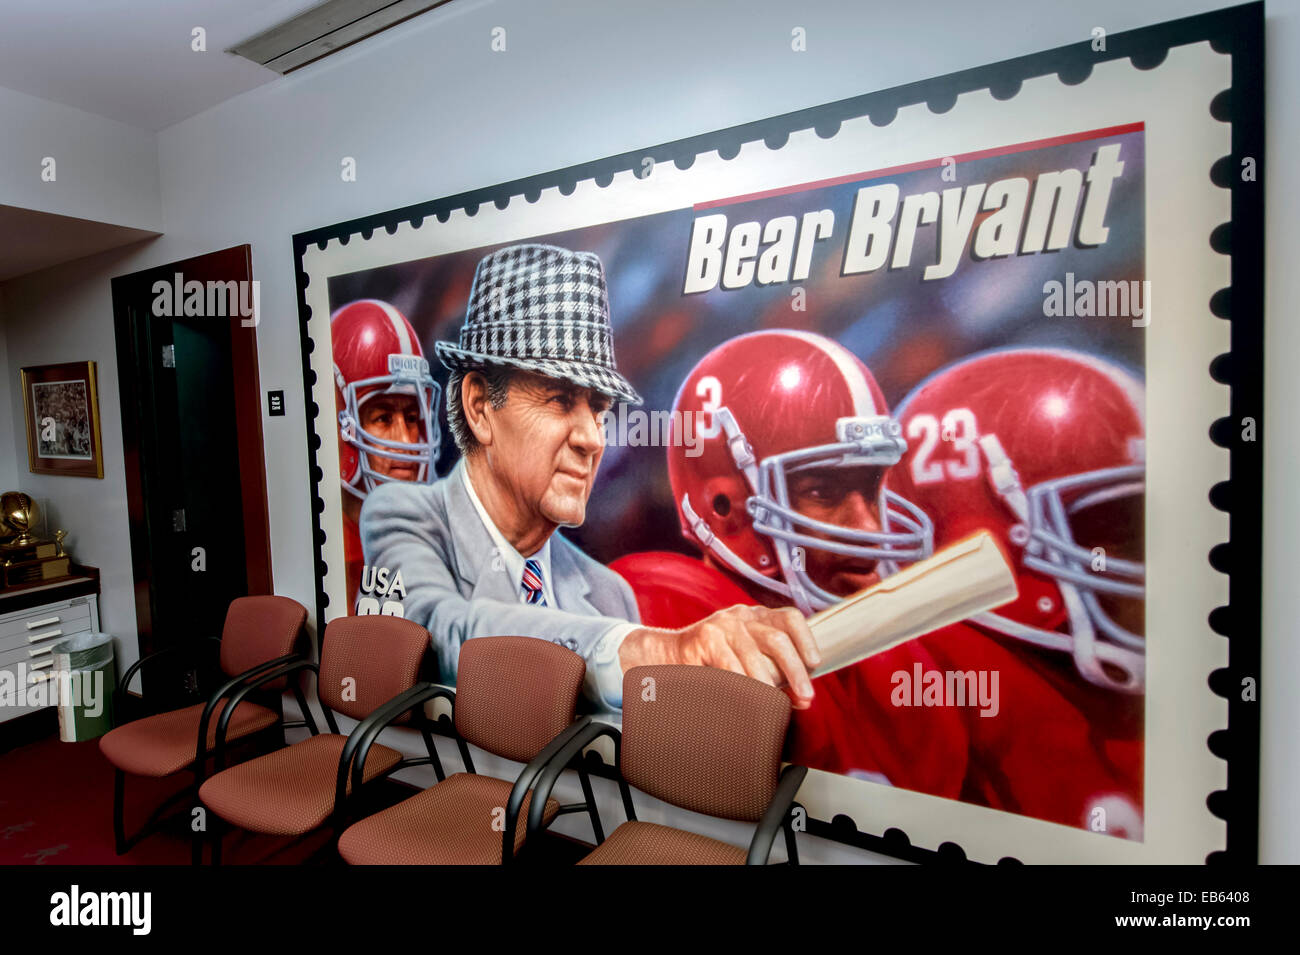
[361,244,819,712]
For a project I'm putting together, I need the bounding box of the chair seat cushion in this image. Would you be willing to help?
[338,772,559,865]
[99,700,278,778]
[199,734,402,836]
[578,821,747,865]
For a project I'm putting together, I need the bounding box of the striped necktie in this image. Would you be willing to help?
[521,557,547,606]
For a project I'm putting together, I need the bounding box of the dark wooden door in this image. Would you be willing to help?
[112,246,272,702]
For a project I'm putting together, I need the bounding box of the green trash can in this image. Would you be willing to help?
[51,632,117,742]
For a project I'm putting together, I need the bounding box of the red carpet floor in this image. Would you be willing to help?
[0,730,334,866]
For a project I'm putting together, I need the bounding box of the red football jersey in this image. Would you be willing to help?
[920,622,1142,832]
[610,551,970,799]
[611,550,1140,833]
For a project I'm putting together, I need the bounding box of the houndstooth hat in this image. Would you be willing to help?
[435,244,642,405]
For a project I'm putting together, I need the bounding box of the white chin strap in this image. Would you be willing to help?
[680,494,792,600]
[979,434,1030,523]
[701,407,810,607]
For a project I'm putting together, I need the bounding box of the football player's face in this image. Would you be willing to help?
[788,465,885,597]
[360,394,423,481]
[486,372,610,528]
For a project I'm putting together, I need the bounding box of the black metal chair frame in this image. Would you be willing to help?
[196,657,444,865]
[110,637,310,858]
[343,681,603,864]
[526,720,809,865]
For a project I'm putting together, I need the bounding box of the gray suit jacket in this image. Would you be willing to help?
[359,461,640,698]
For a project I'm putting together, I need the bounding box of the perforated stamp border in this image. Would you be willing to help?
[292,3,1263,864]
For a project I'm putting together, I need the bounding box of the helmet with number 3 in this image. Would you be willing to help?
[332,299,441,500]
[888,348,1146,693]
[668,330,932,615]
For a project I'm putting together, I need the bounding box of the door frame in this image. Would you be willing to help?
[111,245,272,660]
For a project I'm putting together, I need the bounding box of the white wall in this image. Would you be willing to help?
[1258,0,1300,872]
[1,241,154,671]
[0,84,161,231]
[1,0,1295,863]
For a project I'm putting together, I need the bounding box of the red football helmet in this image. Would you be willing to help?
[888,348,1145,694]
[668,329,931,614]
[331,299,441,500]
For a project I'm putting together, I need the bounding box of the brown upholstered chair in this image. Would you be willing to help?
[99,595,309,856]
[336,635,598,865]
[195,613,441,864]
[528,664,808,865]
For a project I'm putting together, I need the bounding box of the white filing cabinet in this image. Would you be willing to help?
[0,592,101,723]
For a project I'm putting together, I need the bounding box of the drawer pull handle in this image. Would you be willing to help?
[29,645,54,658]
[26,617,60,629]
[28,671,50,684]
[28,629,63,644]
[30,658,54,670]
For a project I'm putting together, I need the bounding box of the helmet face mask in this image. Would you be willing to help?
[1025,464,1145,609]
[338,360,442,499]
[669,332,933,616]
[749,421,933,612]
[996,462,1146,691]
[331,300,442,502]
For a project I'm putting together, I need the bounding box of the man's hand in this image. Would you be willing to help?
[619,605,821,709]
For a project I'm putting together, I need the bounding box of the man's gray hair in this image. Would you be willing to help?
[446,365,515,455]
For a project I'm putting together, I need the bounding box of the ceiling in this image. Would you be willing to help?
[0,0,328,130]
[0,205,159,282]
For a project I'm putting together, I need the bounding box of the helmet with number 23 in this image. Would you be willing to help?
[888,348,1146,694]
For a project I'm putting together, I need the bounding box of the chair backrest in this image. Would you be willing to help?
[318,615,431,722]
[454,636,585,764]
[219,595,308,681]
[619,664,791,823]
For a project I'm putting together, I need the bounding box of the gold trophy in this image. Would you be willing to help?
[0,491,71,588]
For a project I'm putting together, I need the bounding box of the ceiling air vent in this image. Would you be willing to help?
[228,0,454,75]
